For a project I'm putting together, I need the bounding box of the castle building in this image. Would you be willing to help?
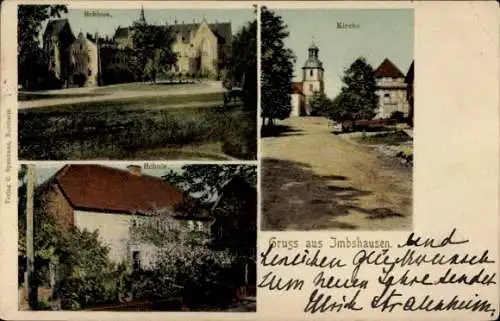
[43,19,76,87]
[68,32,99,87]
[41,8,232,89]
[374,58,410,119]
[290,43,325,117]
[113,7,232,78]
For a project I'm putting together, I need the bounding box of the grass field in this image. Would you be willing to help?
[18,99,256,160]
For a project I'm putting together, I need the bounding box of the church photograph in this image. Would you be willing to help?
[17,4,257,161]
[261,7,414,231]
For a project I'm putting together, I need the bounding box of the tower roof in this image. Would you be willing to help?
[375,58,404,78]
[303,41,323,69]
[139,4,146,24]
[308,42,318,51]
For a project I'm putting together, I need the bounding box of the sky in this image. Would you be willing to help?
[275,8,414,98]
[41,6,255,41]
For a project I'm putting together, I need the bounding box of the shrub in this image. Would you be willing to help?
[390,111,406,122]
[72,73,87,87]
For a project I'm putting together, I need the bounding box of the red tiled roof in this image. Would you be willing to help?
[375,58,405,78]
[292,82,304,95]
[54,165,185,215]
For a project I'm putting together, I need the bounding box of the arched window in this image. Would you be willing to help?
[201,39,211,56]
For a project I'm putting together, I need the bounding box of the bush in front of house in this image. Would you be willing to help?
[51,228,130,310]
[129,216,236,309]
[390,111,406,122]
[72,73,87,87]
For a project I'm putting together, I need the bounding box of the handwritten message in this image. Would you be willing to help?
[258,229,497,317]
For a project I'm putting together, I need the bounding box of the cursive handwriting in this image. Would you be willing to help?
[260,243,346,269]
[398,228,469,248]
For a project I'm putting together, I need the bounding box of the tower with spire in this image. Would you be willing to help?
[301,40,325,115]
[138,4,146,24]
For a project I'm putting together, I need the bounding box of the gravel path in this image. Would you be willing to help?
[19,81,225,109]
[261,117,412,231]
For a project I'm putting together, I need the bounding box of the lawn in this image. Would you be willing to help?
[18,102,256,160]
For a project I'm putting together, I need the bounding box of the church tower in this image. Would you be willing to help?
[138,5,146,24]
[301,42,324,116]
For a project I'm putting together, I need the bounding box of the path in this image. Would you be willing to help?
[19,81,225,109]
[262,117,412,231]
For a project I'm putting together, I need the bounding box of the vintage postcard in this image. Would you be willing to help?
[1,1,499,321]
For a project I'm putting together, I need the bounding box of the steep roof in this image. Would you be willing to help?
[292,82,304,95]
[52,165,186,215]
[375,58,405,78]
[405,60,414,84]
[114,22,232,44]
[114,26,132,39]
[43,19,71,38]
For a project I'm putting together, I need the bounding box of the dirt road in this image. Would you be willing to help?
[261,117,412,231]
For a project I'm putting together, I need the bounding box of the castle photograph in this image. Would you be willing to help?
[261,7,414,231]
[17,5,257,161]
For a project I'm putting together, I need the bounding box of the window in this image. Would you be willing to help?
[197,221,204,231]
[309,84,313,92]
[310,70,313,77]
[201,39,211,56]
[132,251,140,271]
[88,69,92,76]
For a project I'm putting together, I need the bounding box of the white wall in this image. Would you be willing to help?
[73,210,212,270]
[290,94,301,117]
[74,210,136,264]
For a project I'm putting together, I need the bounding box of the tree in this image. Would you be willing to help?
[260,6,296,126]
[328,57,378,122]
[162,164,257,259]
[162,164,256,203]
[129,215,235,306]
[308,91,333,117]
[18,168,125,310]
[223,17,257,111]
[17,5,68,89]
[131,22,177,83]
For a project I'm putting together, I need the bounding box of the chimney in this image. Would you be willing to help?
[127,165,142,176]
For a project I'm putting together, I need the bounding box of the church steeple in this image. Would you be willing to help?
[303,39,323,69]
[139,4,146,24]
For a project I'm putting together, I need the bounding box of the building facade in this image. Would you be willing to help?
[42,8,232,88]
[38,164,212,270]
[68,32,99,87]
[374,58,410,119]
[42,19,76,87]
[113,8,231,78]
[290,43,325,117]
[406,60,415,127]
